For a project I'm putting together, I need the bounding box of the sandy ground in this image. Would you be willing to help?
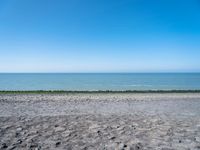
[0,93,200,150]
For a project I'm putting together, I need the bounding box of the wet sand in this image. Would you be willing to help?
[0,93,200,150]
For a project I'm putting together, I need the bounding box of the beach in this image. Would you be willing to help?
[1,93,200,150]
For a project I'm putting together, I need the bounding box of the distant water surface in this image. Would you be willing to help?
[0,73,199,91]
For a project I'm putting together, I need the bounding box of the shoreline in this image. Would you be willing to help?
[1,89,200,94]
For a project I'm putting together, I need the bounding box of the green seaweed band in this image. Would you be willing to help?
[0,90,200,94]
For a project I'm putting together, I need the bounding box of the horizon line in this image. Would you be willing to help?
[0,72,200,74]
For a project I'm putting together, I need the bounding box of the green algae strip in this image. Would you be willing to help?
[0,90,200,94]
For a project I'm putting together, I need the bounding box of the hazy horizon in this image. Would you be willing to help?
[0,0,200,72]
[0,72,200,74]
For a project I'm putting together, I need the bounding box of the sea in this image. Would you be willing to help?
[0,73,199,91]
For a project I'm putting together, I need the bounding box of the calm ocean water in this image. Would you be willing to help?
[0,73,200,91]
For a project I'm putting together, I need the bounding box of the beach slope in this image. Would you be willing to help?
[0,93,200,149]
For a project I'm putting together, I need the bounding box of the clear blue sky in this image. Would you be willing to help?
[0,0,200,72]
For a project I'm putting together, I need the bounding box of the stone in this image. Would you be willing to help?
[1,143,8,149]
[15,132,20,137]
[16,127,22,132]
[9,146,17,150]
[29,143,39,149]
[54,124,59,127]
[195,145,200,149]
[109,136,116,140]
[134,142,143,150]
[195,137,200,142]
[97,130,101,133]
[17,139,23,144]
[64,144,72,150]
[118,143,125,149]
[55,126,65,132]
[55,141,61,147]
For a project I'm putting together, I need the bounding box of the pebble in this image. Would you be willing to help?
[55,126,65,132]
[17,139,23,144]
[16,127,22,132]
[29,143,39,149]
[9,146,17,150]
[195,137,200,142]
[195,145,200,149]
[1,143,8,149]
[109,136,116,140]
[55,141,61,147]
[54,124,59,127]
[134,143,143,150]
[15,132,20,137]
[118,143,125,149]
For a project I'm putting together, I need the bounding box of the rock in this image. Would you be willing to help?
[55,126,65,132]
[89,124,99,130]
[195,137,200,142]
[1,143,8,149]
[54,124,59,127]
[29,143,39,149]
[17,139,23,144]
[64,144,72,150]
[118,143,125,149]
[62,130,71,137]
[166,128,174,136]
[9,146,17,150]
[134,143,143,150]
[195,145,200,149]
[109,136,116,140]
[105,143,117,149]
[16,127,22,132]
[55,141,61,147]
[97,130,101,133]
[15,132,20,137]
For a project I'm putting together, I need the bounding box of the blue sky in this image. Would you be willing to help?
[0,0,200,72]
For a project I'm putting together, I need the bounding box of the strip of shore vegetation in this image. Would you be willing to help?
[0,90,200,94]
